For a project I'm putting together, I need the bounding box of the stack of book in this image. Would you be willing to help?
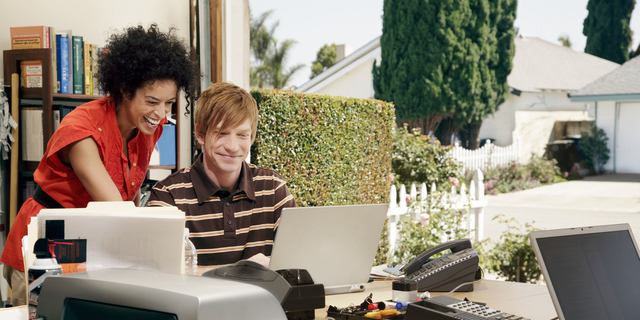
[10,25,104,96]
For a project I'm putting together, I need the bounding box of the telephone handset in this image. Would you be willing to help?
[401,239,479,292]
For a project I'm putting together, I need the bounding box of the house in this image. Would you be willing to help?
[297,35,619,162]
[570,55,640,173]
[480,36,618,162]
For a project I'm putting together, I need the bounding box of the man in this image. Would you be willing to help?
[149,82,296,267]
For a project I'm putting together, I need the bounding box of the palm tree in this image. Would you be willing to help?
[267,39,304,89]
[249,10,303,89]
[250,10,277,88]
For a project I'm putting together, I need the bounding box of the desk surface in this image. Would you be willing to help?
[316,279,558,320]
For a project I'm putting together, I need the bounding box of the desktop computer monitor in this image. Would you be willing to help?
[36,268,287,320]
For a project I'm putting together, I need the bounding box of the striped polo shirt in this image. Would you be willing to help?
[148,154,296,266]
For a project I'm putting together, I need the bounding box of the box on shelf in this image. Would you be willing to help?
[157,124,176,166]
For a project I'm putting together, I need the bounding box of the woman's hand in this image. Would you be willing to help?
[58,137,123,201]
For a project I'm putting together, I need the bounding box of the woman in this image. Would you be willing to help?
[1,24,199,306]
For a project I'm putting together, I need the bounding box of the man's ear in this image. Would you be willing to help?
[195,124,206,145]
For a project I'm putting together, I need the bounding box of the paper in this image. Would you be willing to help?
[371,264,404,280]
[33,202,186,274]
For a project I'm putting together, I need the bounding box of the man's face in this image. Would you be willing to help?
[197,118,253,182]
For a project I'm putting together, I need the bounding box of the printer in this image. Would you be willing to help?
[36,268,289,320]
[36,264,326,320]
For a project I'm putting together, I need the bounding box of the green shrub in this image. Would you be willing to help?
[525,155,561,184]
[392,125,463,191]
[483,215,541,283]
[391,200,470,266]
[578,124,610,174]
[250,89,396,207]
[479,155,561,195]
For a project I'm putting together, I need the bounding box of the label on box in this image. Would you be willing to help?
[20,60,43,88]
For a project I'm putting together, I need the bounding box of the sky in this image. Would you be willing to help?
[248,0,640,89]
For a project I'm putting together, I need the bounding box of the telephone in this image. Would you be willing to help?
[401,239,479,292]
[405,295,531,320]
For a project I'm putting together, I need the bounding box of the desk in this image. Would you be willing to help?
[316,279,557,320]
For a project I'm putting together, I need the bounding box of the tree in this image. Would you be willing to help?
[250,10,277,88]
[310,43,337,79]
[583,0,635,64]
[267,39,305,89]
[463,0,516,149]
[438,0,516,148]
[373,0,515,148]
[373,0,472,136]
[249,10,304,89]
[558,35,572,48]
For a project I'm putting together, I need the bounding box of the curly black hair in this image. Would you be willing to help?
[98,24,200,112]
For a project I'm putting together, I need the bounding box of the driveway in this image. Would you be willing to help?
[482,174,640,242]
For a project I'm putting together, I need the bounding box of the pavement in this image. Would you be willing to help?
[482,174,640,243]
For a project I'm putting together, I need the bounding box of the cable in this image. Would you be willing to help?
[441,280,479,297]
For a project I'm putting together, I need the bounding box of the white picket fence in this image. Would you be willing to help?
[450,139,520,172]
[387,169,487,254]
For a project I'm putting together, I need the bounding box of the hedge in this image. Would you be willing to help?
[250,89,396,207]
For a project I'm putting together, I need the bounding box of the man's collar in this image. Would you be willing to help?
[190,154,256,204]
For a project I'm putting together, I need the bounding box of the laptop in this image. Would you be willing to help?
[530,223,640,320]
[269,203,388,295]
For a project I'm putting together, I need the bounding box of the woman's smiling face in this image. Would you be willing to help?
[118,79,177,137]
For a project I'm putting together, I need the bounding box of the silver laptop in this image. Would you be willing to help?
[530,223,640,320]
[269,204,388,295]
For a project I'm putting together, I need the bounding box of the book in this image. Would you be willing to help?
[91,44,99,95]
[60,105,76,119]
[55,34,61,93]
[83,41,92,95]
[53,107,61,131]
[19,60,43,88]
[21,107,44,162]
[10,26,50,49]
[50,26,56,94]
[57,33,70,94]
[72,35,83,94]
[58,29,73,92]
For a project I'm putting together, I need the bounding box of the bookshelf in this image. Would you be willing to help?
[3,48,181,225]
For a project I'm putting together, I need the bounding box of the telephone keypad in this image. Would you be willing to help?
[411,295,531,320]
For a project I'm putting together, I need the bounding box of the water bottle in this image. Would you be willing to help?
[184,228,198,275]
[28,238,62,319]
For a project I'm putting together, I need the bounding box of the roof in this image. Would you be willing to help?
[297,34,619,95]
[296,36,381,93]
[508,36,619,93]
[570,54,640,102]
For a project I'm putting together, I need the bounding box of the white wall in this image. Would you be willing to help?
[316,56,377,99]
[223,0,251,90]
[615,102,640,173]
[479,94,517,145]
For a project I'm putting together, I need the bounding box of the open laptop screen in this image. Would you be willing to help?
[535,229,640,320]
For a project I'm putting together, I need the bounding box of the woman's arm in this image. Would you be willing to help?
[58,137,123,201]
